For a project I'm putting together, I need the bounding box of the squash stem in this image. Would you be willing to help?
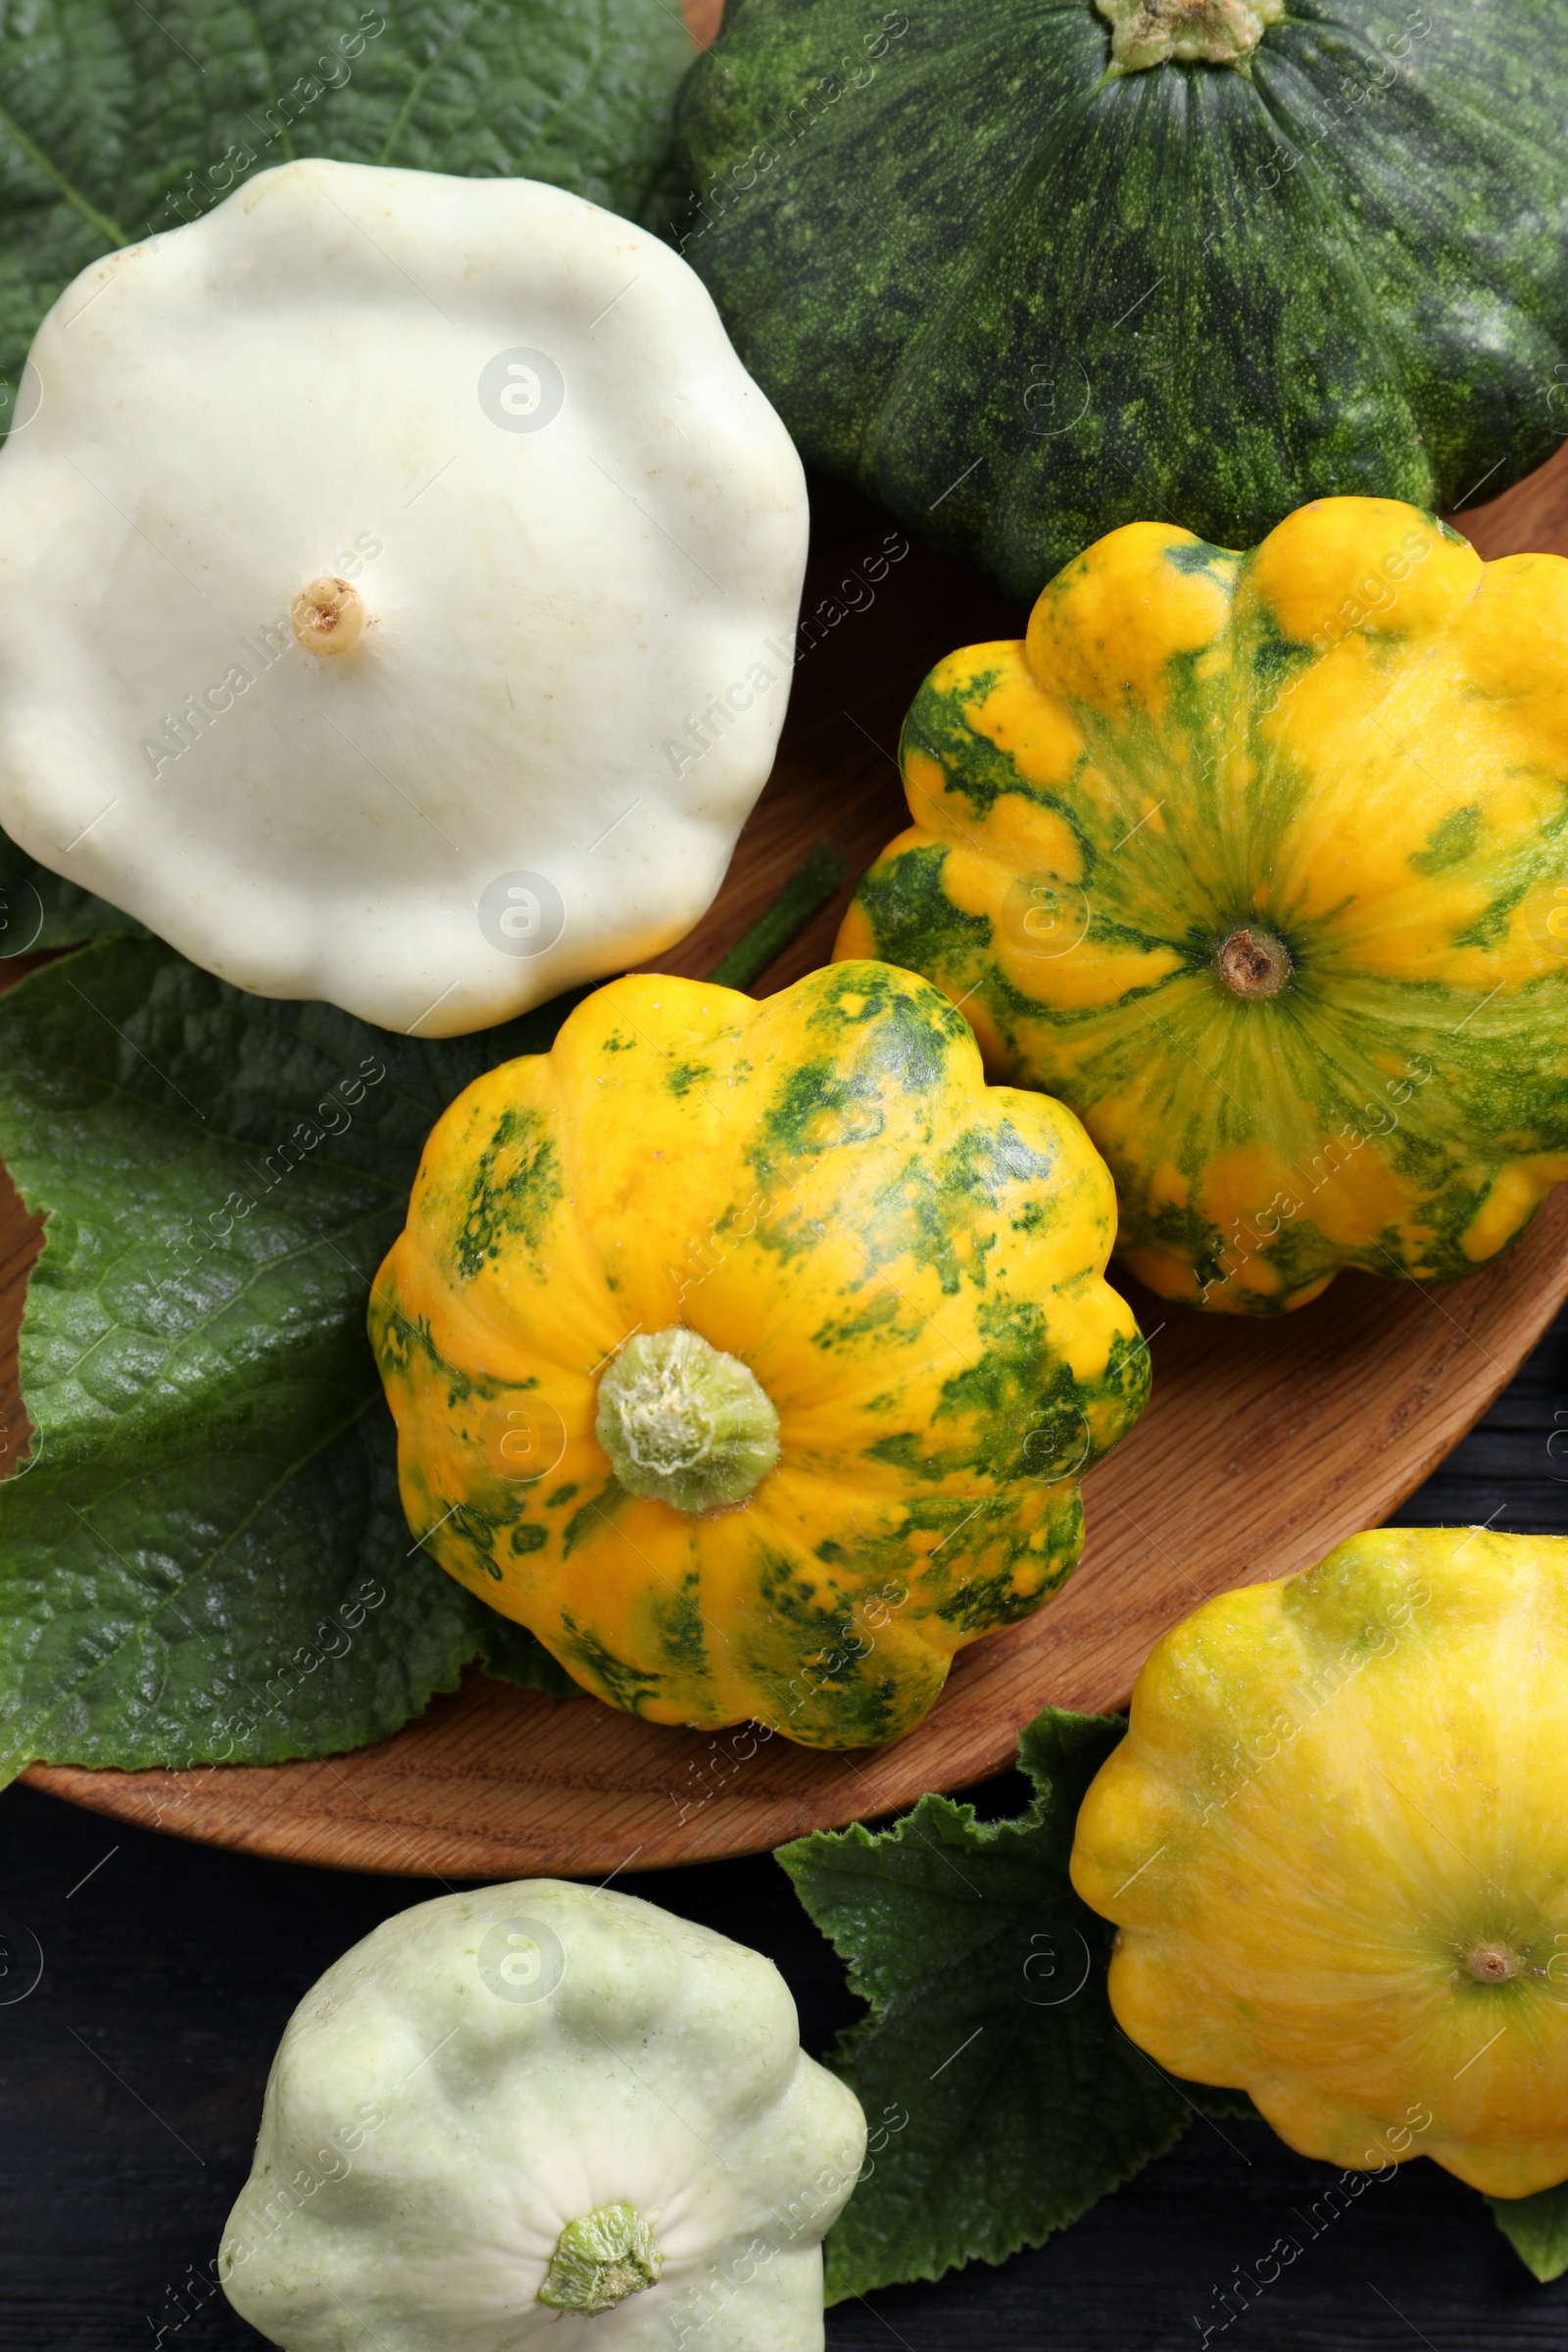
[292,575,368,656]
[708,840,850,990]
[596,1327,779,1513]
[538,2203,663,2313]
[1217,926,1291,1000]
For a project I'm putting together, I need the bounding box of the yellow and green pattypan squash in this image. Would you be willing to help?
[220,1880,866,2349]
[369,960,1149,1747]
[838,498,1568,1313]
[1070,1527,1568,2199]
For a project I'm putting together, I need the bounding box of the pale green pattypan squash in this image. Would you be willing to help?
[220,1881,866,2349]
[0,159,807,1036]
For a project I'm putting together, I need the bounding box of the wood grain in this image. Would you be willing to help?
[20,447,1568,1879]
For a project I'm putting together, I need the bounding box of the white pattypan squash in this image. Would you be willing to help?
[0,160,808,1035]
[219,1880,866,2350]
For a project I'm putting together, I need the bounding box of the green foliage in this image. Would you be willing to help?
[779,1708,1201,2300]
[0,935,584,1787]
[1491,2182,1568,2283]
[0,0,693,434]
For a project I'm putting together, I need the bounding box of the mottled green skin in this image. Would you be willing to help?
[668,0,1568,597]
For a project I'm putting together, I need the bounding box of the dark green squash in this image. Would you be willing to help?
[666,0,1568,599]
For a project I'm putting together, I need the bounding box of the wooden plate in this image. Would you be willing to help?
[18,444,1568,1881]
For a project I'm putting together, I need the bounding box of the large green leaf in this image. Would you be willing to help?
[0,935,584,1787]
[0,0,693,436]
[1491,2182,1568,2283]
[778,1708,1200,2301]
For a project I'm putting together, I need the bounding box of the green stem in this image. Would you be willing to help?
[707,840,850,990]
[538,2203,663,2314]
[595,1327,779,1514]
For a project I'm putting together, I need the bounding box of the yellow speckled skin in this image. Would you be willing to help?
[838,499,1568,1312]
[1070,1529,1568,2197]
[369,962,1148,1748]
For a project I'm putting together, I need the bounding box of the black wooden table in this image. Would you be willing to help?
[4,1307,1565,2352]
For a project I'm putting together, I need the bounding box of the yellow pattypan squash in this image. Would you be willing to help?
[1070,1527,1568,2197]
[368,961,1149,1748]
[839,498,1568,1312]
